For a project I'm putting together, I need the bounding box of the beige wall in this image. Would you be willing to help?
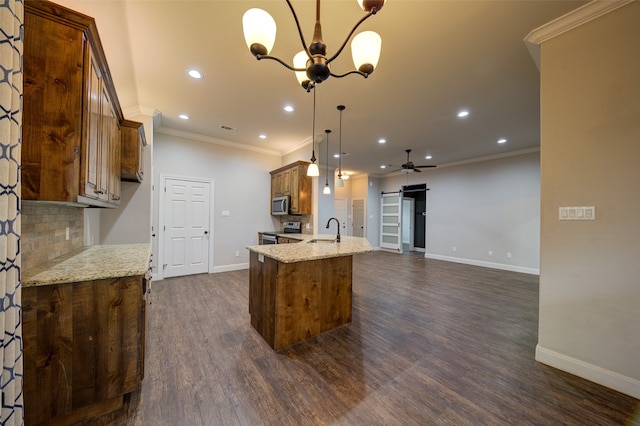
[537,2,640,398]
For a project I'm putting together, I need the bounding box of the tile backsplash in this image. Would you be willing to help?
[21,202,84,272]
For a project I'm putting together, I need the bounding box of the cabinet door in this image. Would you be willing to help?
[96,83,112,202]
[108,116,121,204]
[84,47,102,200]
[281,169,291,195]
[289,166,299,213]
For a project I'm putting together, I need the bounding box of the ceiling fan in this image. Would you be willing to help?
[389,149,437,173]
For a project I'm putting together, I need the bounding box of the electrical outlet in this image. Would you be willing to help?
[235,250,240,257]
[452,246,457,252]
[65,227,70,241]
[507,252,512,259]
[488,251,493,257]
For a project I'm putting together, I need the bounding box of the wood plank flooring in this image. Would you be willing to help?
[98,251,638,425]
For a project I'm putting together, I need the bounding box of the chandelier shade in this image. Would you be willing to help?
[242,0,386,90]
[351,31,382,74]
[242,9,277,56]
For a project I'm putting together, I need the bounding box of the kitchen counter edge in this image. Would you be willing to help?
[246,235,373,264]
[23,243,151,287]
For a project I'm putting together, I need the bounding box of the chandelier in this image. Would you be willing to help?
[242,0,386,91]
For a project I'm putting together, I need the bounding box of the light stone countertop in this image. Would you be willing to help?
[23,243,151,287]
[246,234,373,263]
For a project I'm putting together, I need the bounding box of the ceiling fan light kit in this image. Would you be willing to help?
[242,0,386,91]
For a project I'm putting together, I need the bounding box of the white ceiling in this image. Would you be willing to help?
[54,0,588,177]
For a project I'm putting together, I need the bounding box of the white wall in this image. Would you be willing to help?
[152,131,281,275]
[100,113,154,246]
[381,151,540,274]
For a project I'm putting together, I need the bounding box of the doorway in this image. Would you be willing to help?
[402,183,427,253]
[159,175,214,279]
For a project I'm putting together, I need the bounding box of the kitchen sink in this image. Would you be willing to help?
[306,238,336,244]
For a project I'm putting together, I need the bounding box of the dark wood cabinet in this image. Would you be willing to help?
[23,0,123,207]
[121,119,147,182]
[22,274,147,425]
[270,161,312,215]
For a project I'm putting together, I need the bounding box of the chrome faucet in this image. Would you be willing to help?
[326,217,341,243]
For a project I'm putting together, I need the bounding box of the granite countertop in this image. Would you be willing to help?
[23,243,151,287]
[246,235,373,263]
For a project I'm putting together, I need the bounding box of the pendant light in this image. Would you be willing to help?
[307,87,320,176]
[323,129,332,195]
[335,105,345,188]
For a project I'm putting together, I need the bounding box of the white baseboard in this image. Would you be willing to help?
[424,253,539,275]
[536,345,640,399]
[212,262,249,273]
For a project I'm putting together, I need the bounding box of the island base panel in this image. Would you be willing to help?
[249,252,353,350]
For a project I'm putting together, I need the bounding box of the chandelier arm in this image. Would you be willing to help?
[256,54,307,72]
[330,70,369,79]
[326,9,376,64]
[286,0,312,59]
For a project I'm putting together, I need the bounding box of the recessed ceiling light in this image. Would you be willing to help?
[380,165,386,169]
[334,153,340,158]
[457,110,469,118]
[497,138,507,144]
[378,138,386,144]
[284,105,294,112]
[425,155,432,160]
[259,134,267,139]
[179,114,189,120]
[187,69,202,79]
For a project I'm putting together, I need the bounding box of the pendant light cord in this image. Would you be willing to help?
[311,87,317,162]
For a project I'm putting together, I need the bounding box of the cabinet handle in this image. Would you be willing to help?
[94,189,106,194]
[112,195,120,201]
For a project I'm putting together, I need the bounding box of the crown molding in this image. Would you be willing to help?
[524,0,635,69]
[155,126,281,157]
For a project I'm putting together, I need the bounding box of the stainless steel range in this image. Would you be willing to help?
[283,221,301,234]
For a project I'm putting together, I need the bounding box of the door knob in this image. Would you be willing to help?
[204,231,209,235]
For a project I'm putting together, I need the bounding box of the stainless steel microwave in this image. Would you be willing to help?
[272,195,289,215]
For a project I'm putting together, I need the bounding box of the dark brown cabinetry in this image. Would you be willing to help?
[121,120,147,182]
[23,0,123,207]
[270,161,312,215]
[22,274,147,425]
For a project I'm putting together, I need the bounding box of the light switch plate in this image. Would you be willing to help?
[559,206,595,220]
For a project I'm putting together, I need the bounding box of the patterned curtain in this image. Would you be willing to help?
[0,0,24,424]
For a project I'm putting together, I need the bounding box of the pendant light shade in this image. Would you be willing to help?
[351,31,382,74]
[307,162,319,177]
[242,9,277,56]
[357,0,387,12]
[293,50,310,88]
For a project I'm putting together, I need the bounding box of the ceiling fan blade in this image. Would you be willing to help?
[413,168,422,172]
[415,165,437,168]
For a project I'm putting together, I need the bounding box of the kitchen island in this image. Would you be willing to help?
[246,235,373,350]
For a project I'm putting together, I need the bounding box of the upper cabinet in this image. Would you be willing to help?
[22,0,123,207]
[121,120,147,183]
[270,161,312,215]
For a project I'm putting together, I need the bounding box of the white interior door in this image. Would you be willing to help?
[334,197,349,236]
[380,193,402,252]
[163,177,211,278]
[352,198,365,238]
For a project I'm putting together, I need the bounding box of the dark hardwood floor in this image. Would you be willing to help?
[106,251,637,425]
